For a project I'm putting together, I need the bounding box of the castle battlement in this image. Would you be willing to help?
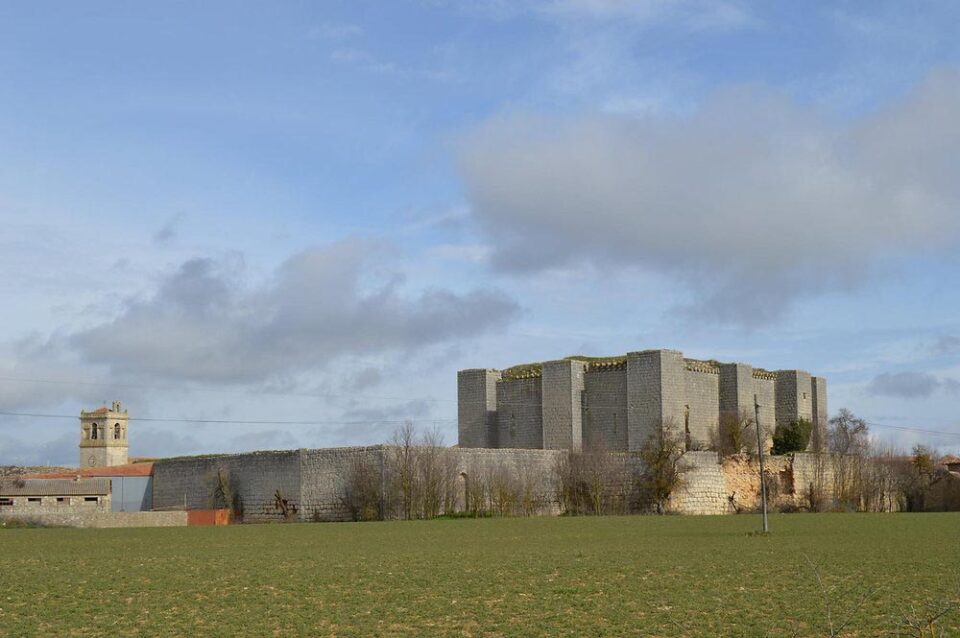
[458,349,827,453]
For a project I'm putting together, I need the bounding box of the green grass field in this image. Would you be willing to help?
[1,514,958,637]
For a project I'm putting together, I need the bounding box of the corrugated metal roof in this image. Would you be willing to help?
[28,463,154,479]
[0,478,111,496]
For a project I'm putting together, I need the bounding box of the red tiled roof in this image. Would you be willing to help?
[941,455,960,465]
[84,407,110,415]
[27,462,154,479]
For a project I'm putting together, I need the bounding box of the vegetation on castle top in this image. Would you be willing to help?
[498,355,787,380]
[499,362,543,380]
[1,514,957,636]
[499,355,629,380]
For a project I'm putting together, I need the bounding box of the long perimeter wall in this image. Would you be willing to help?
[151,446,841,522]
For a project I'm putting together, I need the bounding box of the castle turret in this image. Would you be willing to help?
[79,400,129,468]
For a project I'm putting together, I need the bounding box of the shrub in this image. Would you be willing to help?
[636,425,686,514]
[772,418,813,455]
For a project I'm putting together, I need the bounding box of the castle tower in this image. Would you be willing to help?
[79,400,129,468]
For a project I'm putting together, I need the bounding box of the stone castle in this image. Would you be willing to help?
[458,349,827,453]
[4,351,839,527]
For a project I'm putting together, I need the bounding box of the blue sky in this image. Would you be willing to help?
[1,1,959,464]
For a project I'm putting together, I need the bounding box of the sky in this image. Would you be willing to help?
[1,0,959,465]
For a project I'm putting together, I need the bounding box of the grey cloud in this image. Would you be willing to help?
[458,69,960,324]
[70,240,518,383]
[866,371,956,399]
[933,335,960,356]
[152,215,181,245]
[347,367,382,391]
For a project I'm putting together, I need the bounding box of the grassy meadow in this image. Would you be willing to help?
[1,513,958,637]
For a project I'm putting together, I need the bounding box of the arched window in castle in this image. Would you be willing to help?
[114,423,121,440]
[91,423,99,440]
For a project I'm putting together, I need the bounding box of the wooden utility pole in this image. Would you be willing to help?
[754,394,769,533]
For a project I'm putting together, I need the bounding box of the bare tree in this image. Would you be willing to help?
[716,409,754,456]
[488,462,518,516]
[416,427,449,519]
[337,454,383,521]
[828,409,870,510]
[636,423,687,514]
[389,422,419,520]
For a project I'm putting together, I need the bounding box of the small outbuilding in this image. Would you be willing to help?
[28,463,154,512]
[0,478,111,512]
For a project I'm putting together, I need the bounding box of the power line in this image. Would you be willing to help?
[864,421,960,439]
[0,411,455,427]
[0,375,458,404]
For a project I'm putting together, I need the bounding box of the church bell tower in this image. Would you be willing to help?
[79,400,129,468]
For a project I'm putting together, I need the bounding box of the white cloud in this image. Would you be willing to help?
[457,69,960,324]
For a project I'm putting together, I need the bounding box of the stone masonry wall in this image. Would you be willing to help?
[454,447,564,515]
[754,376,777,453]
[149,445,848,521]
[152,450,301,522]
[0,510,187,528]
[459,350,825,458]
[583,368,628,451]
[457,369,501,448]
[299,446,387,522]
[775,370,814,432]
[668,451,727,515]
[496,377,543,449]
[683,369,719,450]
[542,360,586,452]
[811,377,828,450]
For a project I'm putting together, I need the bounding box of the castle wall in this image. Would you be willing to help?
[811,376,828,450]
[719,363,753,417]
[152,450,301,522]
[453,447,563,515]
[683,368,719,450]
[457,349,824,458]
[457,369,501,448]
[299,446,387,522]
[146,446,856,521]
[776,370,815,450]
[753,375,776,453]
[496,377,543,449]
[627,350,686,450]
[792,452,835,503]
[542,360,586,452]
[582,368,628,451]
[667,451,727,515]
